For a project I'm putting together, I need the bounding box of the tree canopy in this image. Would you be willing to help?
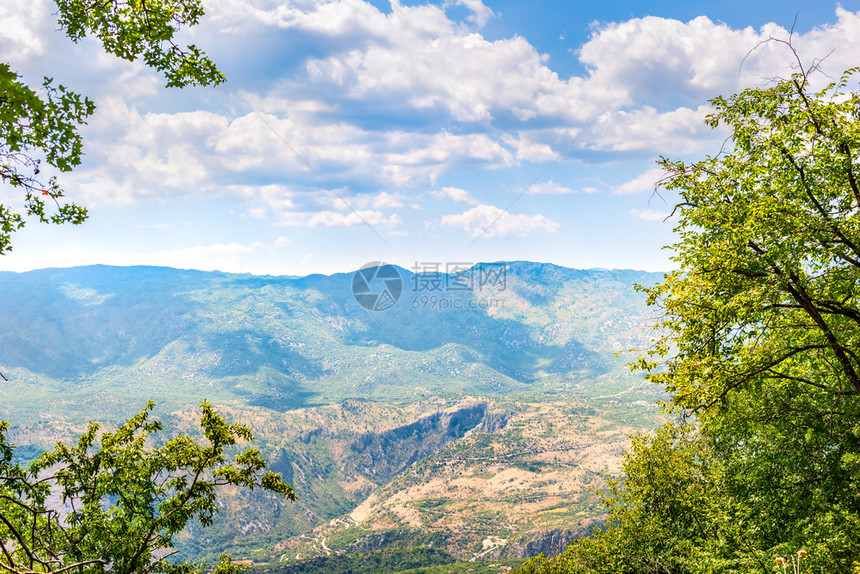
[518,63,860,573]
[0,401,294,574]
[0,0,224,254]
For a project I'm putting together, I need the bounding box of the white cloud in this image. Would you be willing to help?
[9,0,860,240]
[0,0,49,59]
[305,33,587,123]
[440,204,560,238]
[214,0,494,36]
[448,0,495,27]
[272,0,592,123]
[66,101,515,206]
[580,16,763,104]
[237,185,303,220]
[267,3,860,131]
[67,100,232,204]
[526,180,578,195]
[230,184,296,208]
[579,10,860,106]
[501,132,560,162]
[272,235,293,248]
[614,167,668,195]
[322,191,407,210]
[279,209,403,228]
[630,208,671,222]
[431,186,479,204]
[308,209,402,227]
[369,191,406,208]
[591,105,716,154]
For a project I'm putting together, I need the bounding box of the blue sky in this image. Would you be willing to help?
[1,0,859,275]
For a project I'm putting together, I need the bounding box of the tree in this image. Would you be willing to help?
[517,62,860,573]
[0,401,295,574]
[517,424,737,574]
[0,0,224,254]
[638,62,860,570]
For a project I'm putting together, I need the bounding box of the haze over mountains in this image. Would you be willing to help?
[0,262,665,562]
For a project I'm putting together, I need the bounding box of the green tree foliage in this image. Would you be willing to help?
[263,546,524,574]
[0,401,294,574]
[642,63,860,570]
[518,65,860,573]
[0,0,224,254]
[517,425,757,574]
[266,547,457,574]
[209,554,251,574]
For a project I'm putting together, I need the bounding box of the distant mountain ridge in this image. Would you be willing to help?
[0,262,666,563]
[0,262,661,416]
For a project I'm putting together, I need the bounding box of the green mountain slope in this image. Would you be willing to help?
[0,262,664,562]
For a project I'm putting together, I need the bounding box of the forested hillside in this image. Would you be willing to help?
[0,262,663,562]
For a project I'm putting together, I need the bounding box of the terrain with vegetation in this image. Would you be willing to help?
[0,262,663,566]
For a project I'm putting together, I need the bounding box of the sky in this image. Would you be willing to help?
[1,0,860,276]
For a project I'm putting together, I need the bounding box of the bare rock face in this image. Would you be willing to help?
[347,403,490,481]
[504,525,598,559]
[478,411,510,433]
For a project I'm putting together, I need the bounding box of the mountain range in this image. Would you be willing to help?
[0,262,665,562]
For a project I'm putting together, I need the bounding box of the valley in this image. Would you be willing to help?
[0,262,664,565]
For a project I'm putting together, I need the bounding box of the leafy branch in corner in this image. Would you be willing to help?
[0,0,224,254]
[0,401,294,574]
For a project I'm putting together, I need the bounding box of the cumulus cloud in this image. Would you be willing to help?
[231,184,297,209]
[431,186,479,204]
[66,101,515,205]
[580,10,860,106]
[614,167,668,195]
[630,208,671,222]
[501,132,560,163]
[236,0,589,123]
[0,0,50,59]
[6,0,860,224]
[591,105,716,154]
[440,204,560,238]
[250,2,860,130]
[448,0,495,27]
[320,191,407,210]
[280,209,403,228]
[526,180,579,195]
[304,26,590,123]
